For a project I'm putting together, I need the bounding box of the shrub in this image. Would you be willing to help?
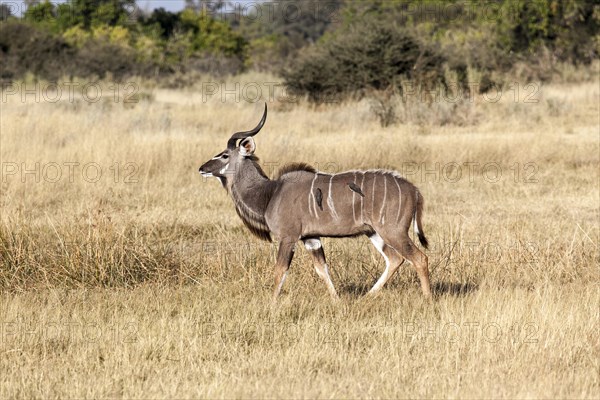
[0,21,75,82]
[75,39,148,80]
[0,21,151,82]
[63,25,92,48]
[282,20,446,102]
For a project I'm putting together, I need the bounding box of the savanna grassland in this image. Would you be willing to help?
[1,73,599,398]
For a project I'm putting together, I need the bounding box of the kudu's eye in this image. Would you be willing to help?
[222,154,229,159]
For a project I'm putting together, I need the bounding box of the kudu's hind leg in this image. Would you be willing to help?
[377,231,432,298]
[272,239,296,301]
[303,238,338,299]
[368,233,405,294]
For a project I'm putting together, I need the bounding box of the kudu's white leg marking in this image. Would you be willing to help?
[394,177,402,223]
[308,173,319,219]
[316,263,336,297]
[379,174,387,224]
[414,191,420,234]
[327,175,339,220]
[304,238,322,250]
[369,233,390,293]
[276,271,288,294]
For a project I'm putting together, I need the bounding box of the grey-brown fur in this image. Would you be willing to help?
[199,104,432,300]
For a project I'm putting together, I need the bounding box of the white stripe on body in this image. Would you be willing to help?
[371,175,377,217]
[394,177,402,223]
[414,191,420,234]
[308,173,320,219]
[360,173,365,223]
[379,174,387,224]
[352,172,357,224]
[327,175,339,220]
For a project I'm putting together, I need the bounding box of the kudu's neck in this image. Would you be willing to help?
[227,158,276,241]
[227,157,272,193]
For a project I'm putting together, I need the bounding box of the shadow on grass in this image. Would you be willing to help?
[339,283,371,298]
[337,281,478,298]
[432,282,478,296]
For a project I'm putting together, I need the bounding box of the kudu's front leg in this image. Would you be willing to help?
[272,238,296,301]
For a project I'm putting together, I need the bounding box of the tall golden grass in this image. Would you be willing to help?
[1,72,598,398]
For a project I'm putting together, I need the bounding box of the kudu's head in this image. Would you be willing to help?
[198,103,267,186]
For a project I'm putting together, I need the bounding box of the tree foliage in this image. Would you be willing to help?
[283,0,598,101]
[0,0,597,83]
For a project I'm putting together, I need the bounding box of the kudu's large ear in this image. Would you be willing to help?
[239,137,256,156]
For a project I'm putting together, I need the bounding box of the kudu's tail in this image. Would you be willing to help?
[414,191,429,249]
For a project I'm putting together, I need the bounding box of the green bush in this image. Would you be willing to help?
[0,21,75,82]
[496,0,599,64]
[282,20,446,102]
[0,21,151,82]
[75,39,148,80]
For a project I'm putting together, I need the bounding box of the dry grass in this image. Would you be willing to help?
[1,74,599,398]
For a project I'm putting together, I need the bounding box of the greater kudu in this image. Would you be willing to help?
[199,104,431,300]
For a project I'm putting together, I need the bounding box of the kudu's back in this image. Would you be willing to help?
[265,168,425,246]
